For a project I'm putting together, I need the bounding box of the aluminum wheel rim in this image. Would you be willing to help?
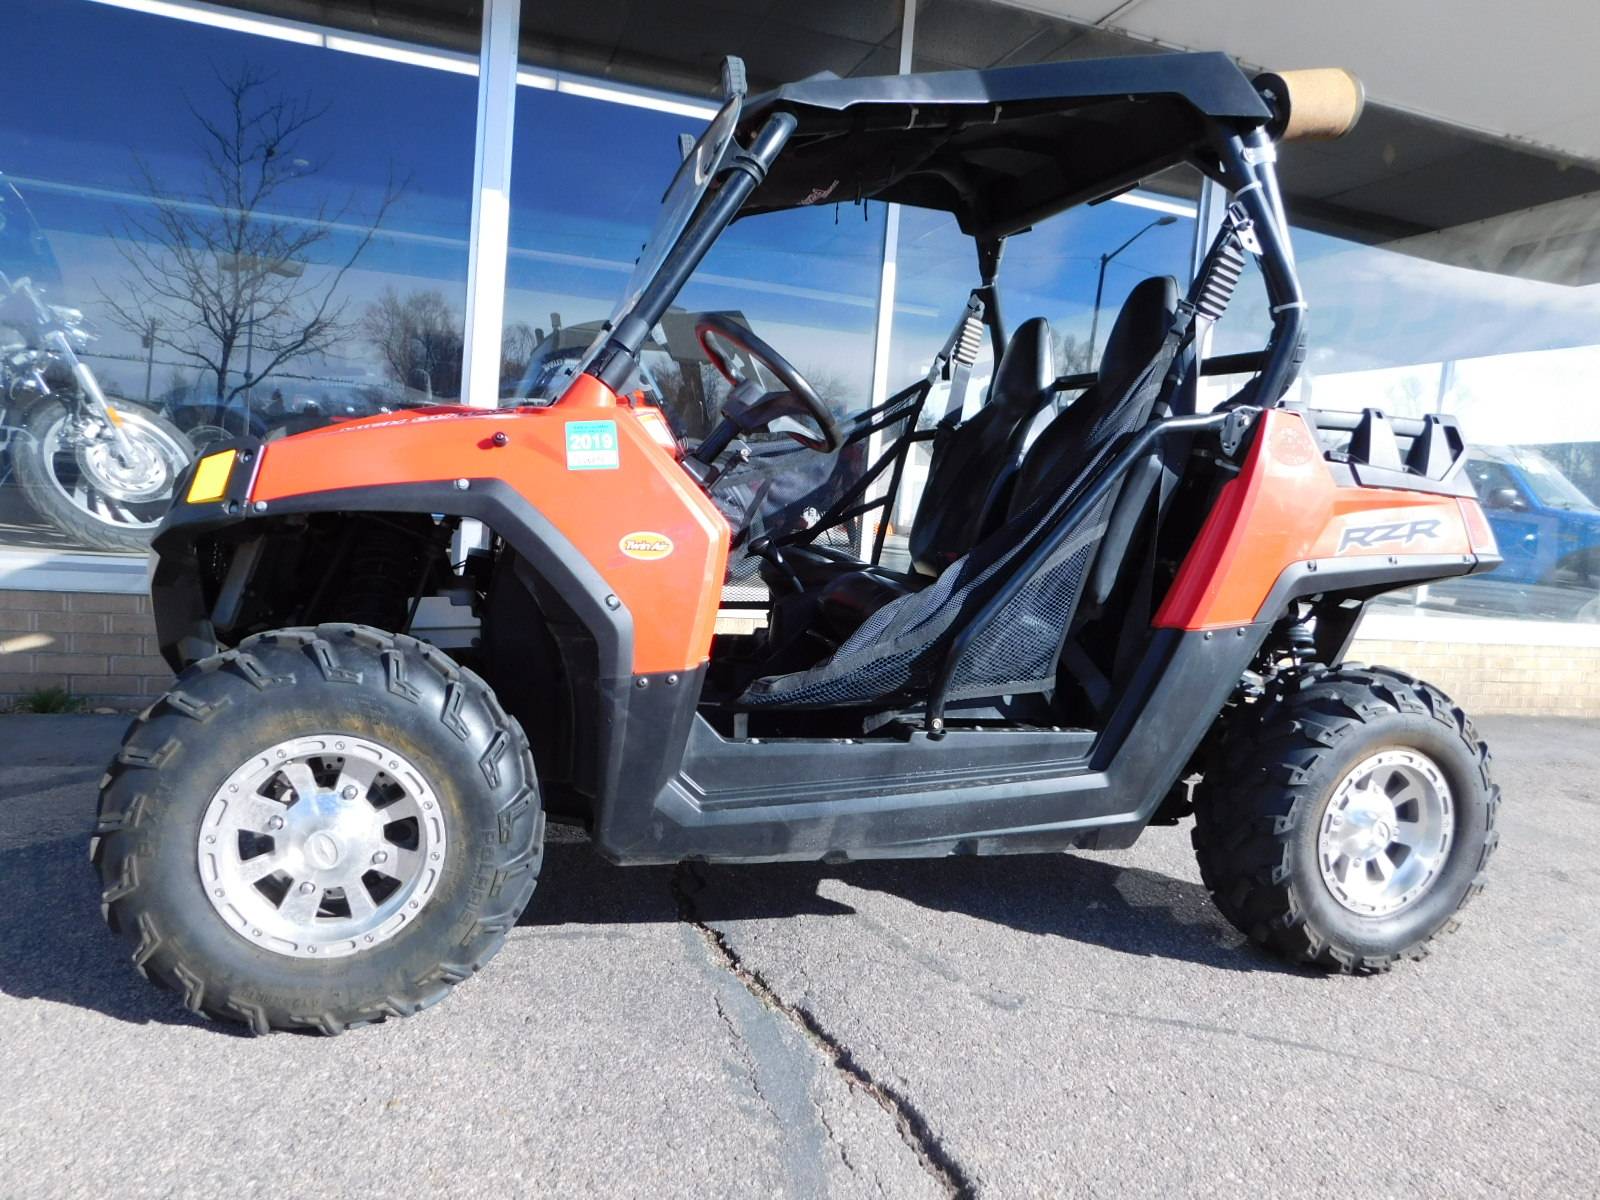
[42,409,189,528]
[198,734,447,958]
[1317,748,1453,917]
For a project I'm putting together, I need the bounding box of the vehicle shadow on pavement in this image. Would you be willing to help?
[0,834,243,1033]
[0,828,1292,1031]
[523,838,1301,976]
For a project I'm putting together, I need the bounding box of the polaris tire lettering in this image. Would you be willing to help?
[1338,518,1442,553]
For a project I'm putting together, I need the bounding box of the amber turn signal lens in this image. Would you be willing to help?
[186,449,236,504]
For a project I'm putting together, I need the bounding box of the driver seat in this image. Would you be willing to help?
[770,316,1057,593]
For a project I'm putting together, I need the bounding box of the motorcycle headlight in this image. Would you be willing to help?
[49,305,99,349]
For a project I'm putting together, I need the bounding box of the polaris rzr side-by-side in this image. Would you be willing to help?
[94,53,1503,1034]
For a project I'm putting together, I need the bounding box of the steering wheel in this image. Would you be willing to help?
[695,313,841,453]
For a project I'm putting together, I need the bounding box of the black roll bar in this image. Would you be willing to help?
[1207,128,1306,408]
[593,113,798,391]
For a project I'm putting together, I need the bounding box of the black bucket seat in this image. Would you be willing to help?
[814,276,1180,641]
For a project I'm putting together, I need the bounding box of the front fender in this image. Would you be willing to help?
[156,384,729,677]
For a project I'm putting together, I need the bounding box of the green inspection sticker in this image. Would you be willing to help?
[565,419,620,470]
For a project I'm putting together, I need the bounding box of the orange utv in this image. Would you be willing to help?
[93,55,1502,1033]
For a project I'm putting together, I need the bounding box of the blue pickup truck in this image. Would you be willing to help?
[1456,445,1600,621]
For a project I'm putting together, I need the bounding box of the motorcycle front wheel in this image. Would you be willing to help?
[12,399,194,553]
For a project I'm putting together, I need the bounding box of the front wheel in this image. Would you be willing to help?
[92,625,544,1033]
[11,399,193,552]
[1192,665,1499,972]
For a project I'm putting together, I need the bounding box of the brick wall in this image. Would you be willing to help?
[1348,638,1600,719]
[0,589,170,706]
[1,588,1596,717]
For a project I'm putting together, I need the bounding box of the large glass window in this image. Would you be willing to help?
[0,0,479,557]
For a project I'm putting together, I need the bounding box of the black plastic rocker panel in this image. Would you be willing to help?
[591,623,1270,866]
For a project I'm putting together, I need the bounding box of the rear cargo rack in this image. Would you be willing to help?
[1302,407,1470,495]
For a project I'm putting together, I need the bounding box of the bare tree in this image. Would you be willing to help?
[1056,332,1094,377]
[499,322,541,393]
[362,290,544,402]
[795,363,858,415]
[360,287,463,400]
[100,66,401,407]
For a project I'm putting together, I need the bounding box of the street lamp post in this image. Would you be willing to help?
[1086,214,1178,364]
[141,317,160,404]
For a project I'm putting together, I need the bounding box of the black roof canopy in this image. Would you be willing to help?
[739,52,1271,239]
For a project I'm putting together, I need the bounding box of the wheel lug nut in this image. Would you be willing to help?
[340,785,359,801]
[266,816,284,831]
[372,851,388,865]
[298,881,315,894]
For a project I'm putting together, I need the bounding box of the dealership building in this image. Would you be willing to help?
[1,0,1597,714]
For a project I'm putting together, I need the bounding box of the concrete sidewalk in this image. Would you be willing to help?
[0,713,1596,1197]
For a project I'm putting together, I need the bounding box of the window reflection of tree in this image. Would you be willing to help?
[97,66,403,431]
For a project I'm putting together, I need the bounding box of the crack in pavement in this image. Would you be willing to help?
[672,863,975,1200]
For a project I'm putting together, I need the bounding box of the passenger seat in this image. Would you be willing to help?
[815,276,1178,642]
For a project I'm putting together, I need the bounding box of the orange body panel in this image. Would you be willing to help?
[250,374,730,675]
[1155,409,1473,631]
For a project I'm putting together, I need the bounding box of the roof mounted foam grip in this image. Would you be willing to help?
[1254,68,1365,141]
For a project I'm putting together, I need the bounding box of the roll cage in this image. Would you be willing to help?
[585,52,1315,420]
[574,51,1331,654]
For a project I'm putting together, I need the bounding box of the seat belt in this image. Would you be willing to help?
[935,293,987,438]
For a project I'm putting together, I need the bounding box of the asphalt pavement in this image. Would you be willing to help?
[0,712,1595,1198]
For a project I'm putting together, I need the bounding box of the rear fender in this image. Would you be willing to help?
[1155,408,1500,632]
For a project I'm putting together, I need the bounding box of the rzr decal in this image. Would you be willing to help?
[1338,518,1442,553]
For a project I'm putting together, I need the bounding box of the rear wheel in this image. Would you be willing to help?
[1192,665,1499,972]
[92,624,543,1033]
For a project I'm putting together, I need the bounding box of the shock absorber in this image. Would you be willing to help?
[1286,613,1318,663]
[309,516,444,633]
[1191,213,1248,325]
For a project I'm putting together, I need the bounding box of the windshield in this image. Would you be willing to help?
[1508,446,1599,511]
[0,172,63,290]
[527,94,741,400]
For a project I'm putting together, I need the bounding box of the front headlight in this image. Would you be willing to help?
[49,304,99,349]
